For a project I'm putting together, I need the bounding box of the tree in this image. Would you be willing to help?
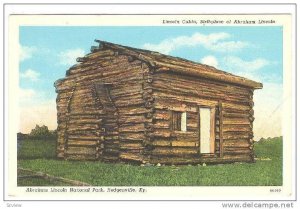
[29,125,56,140]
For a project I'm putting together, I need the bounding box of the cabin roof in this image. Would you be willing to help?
[88,40,263,89]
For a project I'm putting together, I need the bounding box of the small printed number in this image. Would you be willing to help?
[270,188,281,193]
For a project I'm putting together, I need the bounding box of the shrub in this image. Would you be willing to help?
[28,125,57,140]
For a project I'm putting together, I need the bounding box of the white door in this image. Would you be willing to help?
[199,107,215,154]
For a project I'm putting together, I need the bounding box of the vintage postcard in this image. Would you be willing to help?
[2,3,297,206]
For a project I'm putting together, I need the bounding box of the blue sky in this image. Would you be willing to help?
[19,26,283,139]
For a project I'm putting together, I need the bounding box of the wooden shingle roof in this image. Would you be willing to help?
[89,40,263,89]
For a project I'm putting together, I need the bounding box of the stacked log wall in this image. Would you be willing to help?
[149,72,255,164]
[55,49,151,162]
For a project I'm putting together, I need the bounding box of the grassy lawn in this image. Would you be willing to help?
[17,137,282,186]
[18,139,56,160]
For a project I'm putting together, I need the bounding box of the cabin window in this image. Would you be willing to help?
[171,111,187,132]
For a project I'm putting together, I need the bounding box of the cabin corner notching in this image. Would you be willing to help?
[54,40,262,165]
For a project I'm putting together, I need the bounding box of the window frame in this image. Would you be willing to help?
[170,110,187,132]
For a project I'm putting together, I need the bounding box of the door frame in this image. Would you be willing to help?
[198,105,216,155]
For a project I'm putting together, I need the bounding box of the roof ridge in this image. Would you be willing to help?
[93,40,263,89]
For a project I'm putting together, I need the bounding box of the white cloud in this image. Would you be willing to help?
[20,69,40,81]
[221,56,272,83]
[20,45,37,62]
[18,87,47,106]
[142,32,249,54]
[208,41,249,53]
[59,48,85,66]
[224,56,270,72]
[19,88,36,102]
[200,55,219,68]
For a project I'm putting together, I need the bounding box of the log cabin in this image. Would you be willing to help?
[54,40,263,165]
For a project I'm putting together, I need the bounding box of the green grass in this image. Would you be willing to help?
[18,176,69,186]
[18,137,282,186]
[17,168,70,186]
[18,139,56,160]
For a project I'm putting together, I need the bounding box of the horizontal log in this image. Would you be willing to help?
[152,147,198,156]
[69,106,101,113]
[67,140,98,147]
[187,122,198,129]
[71,65,143,84]
[222,112,250,118]
[155,61,262,89]
[67,118,102,125]
[223,102,251,112]
[223,148,252,155]
[222,132,252,140]
[84,49,115,59]
[152,139,198,147]
[103,139,119,145]
[149,129,171,138]
[114,98,145,107]
[187,112,198,119]
[68,98,96,106]
[119,142,144,150]
[149,156,200,165]
[110,85,142,97]
[104,131,119,136]
[119,153,144,162]
[103,147,120,154]
[67,130,102,137]
[55,81,76,92]
[104,136,119,140]
[153,91,219,108]
[153,120,170,129]
[153,72,252,97]
[68,135,102,141]
[172,141,198,147]
[67,110,104,115]
[56,76,143,95]
[223,117,251,125]
[118,106,152,115]
[153,110,170,120]
[187,127,197,132]
[114,93,143,102]
[172,131,198,139]
[119,123,145,132]
[153,80,250,105]
[119,132,145,140]
[68,114,100,120]
[222,124,252,133]
[66,147,97,155]
[151,140,171,147]
[61,72,143,94]
[223,139,251,148]
[68,56,136,76]
[154,98,208,111]
[67,123,100,130]
[118,115,150,124]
